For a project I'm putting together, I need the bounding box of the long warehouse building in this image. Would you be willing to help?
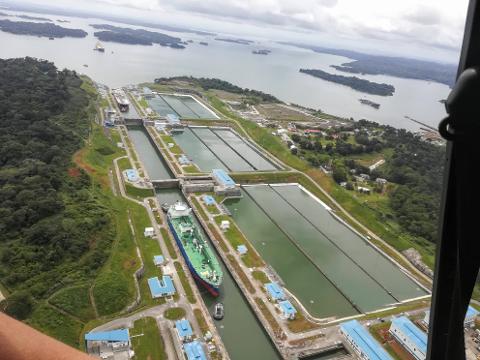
[340,319,393,360]
[389,316,427,360]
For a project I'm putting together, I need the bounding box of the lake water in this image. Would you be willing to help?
[0,11,450,130]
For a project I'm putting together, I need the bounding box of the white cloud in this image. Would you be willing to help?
[16,0,470,60]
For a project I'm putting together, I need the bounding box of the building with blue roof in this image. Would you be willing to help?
[423,305,478,328]
[85,329,131,359]
[85,329,130,343]
[148,275,176,298]
[389,316,427,360]
[237,244,248,255]
[124,169,139,182]
[265,282,286,301]
[175,319,193,342]
[279,300,297,320]
[203,195,215,206]
[184,341,207,360]
[340,320,393,360]
[153,255,164,266]
[212,169,235,187]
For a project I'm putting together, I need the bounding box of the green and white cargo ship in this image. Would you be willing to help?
[167,201,223,296]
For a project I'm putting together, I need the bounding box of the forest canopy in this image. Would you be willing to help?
[0,58,112,319]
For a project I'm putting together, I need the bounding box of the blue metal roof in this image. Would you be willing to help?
[279,300,297,315]
[265,282,285,301]
[391,316,427,354]
[340,320,392,360]
[184,341,207,360]
[237,244,248,255]
[148,276,176,297]
[154,255,164,265]
[212,169,235,186]
[467,305,479,320]
[203,195,215,205]
[175,319,193,338]
[85,329,129,342]
[125,169,139,182]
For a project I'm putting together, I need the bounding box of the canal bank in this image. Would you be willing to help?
[126,126,281,359]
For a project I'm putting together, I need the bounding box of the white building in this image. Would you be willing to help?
[389,316,427,360]
[144,227,155,237]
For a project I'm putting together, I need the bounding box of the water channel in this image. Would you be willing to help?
[126,127,280,360]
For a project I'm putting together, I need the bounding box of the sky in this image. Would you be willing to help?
[6,0,470,63]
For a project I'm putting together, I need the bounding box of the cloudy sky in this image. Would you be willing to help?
[10,0,470,62]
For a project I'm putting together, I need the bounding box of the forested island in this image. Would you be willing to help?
[91,24,185,48]
[284,42,457,87]
[300,68,395,96]
[0,19,87,38]
[215,37,253,45]
[16,14,52,21]
[0,58,112,324]
[252,49,271,55]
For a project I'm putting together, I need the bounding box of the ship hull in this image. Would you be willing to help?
[168,219,220,297]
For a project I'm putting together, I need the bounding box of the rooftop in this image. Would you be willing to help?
[391,316,427,354]
[153,255,164,265]
[212,169,235,187]
[340,320,392,360]
[203,195,215,206]
[184,341,207,360]
[237,244,248,255]
[125,169,139,182]
[175,319,193,339]
[85,329,130,343]
[148,275,176,298]
[279,300,297,316]
[265,282,285,301]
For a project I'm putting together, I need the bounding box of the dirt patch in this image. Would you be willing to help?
[68,167,81,178]
[389,339,415,360]
[73,148,96,175]
[123,259,137,270]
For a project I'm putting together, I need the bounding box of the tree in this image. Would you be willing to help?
[333,166,348,183]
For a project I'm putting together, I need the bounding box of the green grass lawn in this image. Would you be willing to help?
[131,317,167,360]
[161,135,183,154]
[118,157,133,171]
[191,197,209,221]
[161,228,178,260]
[125,183,155,199]
[49,284,95,322]
[174,262,196,304]
[214,215,264,268]
[252,270,270,284]
[164,307,186,320]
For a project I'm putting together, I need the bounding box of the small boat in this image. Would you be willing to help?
[83,64,88,67]
[213,302,224,320]
[161,202,170,213]
[94,41,105,52]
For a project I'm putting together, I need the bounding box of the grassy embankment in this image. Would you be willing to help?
[39,120,171,348]
[131,317,167,360]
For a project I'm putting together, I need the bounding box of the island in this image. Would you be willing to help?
[199,41,208,46]
[16,14,52,22]
[57,19,70,23]
[299,68,395,96]
[283,42,457,87]
[0,19,87,38]
[252,49,271,55]
[91,24,185,49]
[359,99,380,109]
[215,37,253,45]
